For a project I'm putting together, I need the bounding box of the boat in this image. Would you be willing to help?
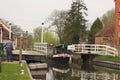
[52,44,73,63]
[52,63,70,73]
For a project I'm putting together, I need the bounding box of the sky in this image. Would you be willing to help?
[0,0,115,33]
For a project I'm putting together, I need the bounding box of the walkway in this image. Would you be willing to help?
[13,50,47,56]
[12,50,47,62]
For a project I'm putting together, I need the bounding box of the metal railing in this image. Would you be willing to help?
[73,44,118,56]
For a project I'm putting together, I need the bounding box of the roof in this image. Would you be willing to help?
[0,19,12,33]
[95,24,114,37]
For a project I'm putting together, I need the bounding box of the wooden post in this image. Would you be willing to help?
[19,33,23,64]
[0,57,1,72]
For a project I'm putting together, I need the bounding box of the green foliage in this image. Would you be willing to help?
[88,18,103,44]
[64,1,88,44]
[48,1,88,44]
[44,32,59,45]
[33,27,59,45]
[95,55,120,62]
[33,27,42,42]
[101,9,115,26]
[0,63,30,80]
[27,33,34,48]
[48,10,68,44]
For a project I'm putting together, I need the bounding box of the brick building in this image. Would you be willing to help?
[0,19,28,50]
[17,36,28,50]
[95,0,120,48]
[114,0,120,46]
[95,25,115,47]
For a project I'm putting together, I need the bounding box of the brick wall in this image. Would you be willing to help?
[115,0,120,46]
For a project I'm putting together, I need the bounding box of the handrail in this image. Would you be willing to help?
[33,42,47,55]
[73,44,118,56]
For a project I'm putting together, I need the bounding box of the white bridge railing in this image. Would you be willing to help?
[72,44,118,56]
[33,42,47,54]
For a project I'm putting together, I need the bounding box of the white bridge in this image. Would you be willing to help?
[33,42,47,55]
[69,44,118,56]
[33,43,118,56]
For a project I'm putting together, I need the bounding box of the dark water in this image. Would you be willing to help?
[31,62,120,80]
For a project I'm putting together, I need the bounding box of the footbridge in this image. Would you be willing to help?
[12,42,48,62]
[68,44,119,62]
[12,43,119,62]
[71,44,118,56]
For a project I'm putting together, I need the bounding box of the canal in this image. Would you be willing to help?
[28,61,120,80]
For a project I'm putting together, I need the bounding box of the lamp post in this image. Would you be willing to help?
[41,22,44,43]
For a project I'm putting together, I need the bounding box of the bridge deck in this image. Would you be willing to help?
[13,50,47,56]
[12,50,47,62]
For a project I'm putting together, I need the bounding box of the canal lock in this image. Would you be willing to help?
[26,55,120,80]
[27,61,48,80]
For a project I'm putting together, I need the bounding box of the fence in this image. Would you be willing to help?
[33,42,47,55]
[73,44,118,56]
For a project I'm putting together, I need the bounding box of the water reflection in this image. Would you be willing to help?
[32,62,120,80]
[46,63,70,80]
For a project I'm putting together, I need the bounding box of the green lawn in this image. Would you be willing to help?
[0,63,31,80]
[95,55,120,63]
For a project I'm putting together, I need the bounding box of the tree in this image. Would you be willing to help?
[47,10,68,44]
[88,18,103,44]
[44,31,59,45]
[27,33,33,48]
[33,27,59,45]
[33,27,42,42]
[101,9,115,26]
[64,1,87,44]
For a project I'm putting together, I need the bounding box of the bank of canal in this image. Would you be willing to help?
[94,55,120,70]
[26,55,120,80]
[0,61,31,80]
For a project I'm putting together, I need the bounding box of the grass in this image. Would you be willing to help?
[95,55,120,63]
[0,63,31,80]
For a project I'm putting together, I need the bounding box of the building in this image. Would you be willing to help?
[15,32,28,50]
[114,0,120,46]
[95,0,120,48]
[95,25,115,47]
[0,19,28,50]
[0,19,13,43]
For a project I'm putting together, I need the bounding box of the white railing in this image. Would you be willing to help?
[33,42,47,55]
[73,44,118,56]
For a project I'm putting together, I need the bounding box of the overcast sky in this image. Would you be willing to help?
[0,0,115,32]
